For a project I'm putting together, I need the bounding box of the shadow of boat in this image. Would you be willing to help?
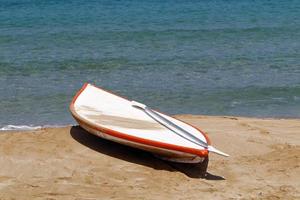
[70,125,224,180]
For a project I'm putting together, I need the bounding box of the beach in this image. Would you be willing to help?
[0,115,299,199]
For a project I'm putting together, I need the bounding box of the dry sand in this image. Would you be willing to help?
[0,115,299,199]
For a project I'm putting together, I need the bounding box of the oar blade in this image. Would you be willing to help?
[207,145,229,157]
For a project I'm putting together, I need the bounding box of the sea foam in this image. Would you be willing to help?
[0,124,73,131]
[0,125,42,131]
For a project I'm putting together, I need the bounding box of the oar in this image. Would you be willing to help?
[131,101,229,157]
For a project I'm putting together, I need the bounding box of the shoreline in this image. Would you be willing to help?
[0,115,299,199]
[2,114,300,132]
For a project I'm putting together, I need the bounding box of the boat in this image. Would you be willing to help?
[70,83,228,164]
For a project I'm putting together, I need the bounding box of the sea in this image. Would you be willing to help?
[1,0,300,130]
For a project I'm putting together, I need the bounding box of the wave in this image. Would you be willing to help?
[0,124,73,131]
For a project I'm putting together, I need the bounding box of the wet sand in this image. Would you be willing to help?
[0,115,299,199]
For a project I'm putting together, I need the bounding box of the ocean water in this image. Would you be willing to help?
[1,0,300,129]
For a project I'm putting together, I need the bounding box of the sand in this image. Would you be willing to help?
[0,115,299,200]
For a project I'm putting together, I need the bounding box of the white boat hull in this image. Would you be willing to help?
[70,83,211,163]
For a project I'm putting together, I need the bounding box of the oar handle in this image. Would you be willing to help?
[131,101,147,109]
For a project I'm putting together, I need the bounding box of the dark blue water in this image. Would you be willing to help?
[1,0,300,128]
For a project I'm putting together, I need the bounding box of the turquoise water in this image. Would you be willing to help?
[1,0,300,128]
